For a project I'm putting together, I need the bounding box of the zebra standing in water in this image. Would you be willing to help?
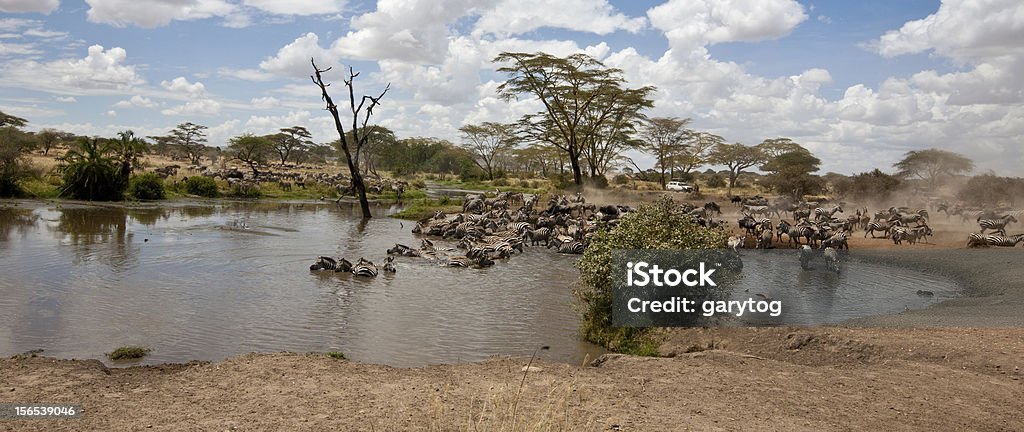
[823,247,840,273]
[352,258,379,277]
[979,215,1018,235]
[310,256,353,272]
[967,233,1024,247]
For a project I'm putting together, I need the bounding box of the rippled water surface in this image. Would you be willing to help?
[0,201,958,366]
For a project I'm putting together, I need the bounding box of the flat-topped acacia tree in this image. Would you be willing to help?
[310,59,390,219]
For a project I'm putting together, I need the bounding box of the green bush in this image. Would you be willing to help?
[107,345,150,360]
[574,197,728,355]
[183,176,219,197]
[127,173,165,200]
[492,177,509,186]
[704,173,726,188]
[612,174,631,185]
[59,138,124,201]
[228,182,262,198]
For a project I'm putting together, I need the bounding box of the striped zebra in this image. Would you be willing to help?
[823,247,840,273]
[553,240,585,254]
[979,215,1018,235]
[864,220,900,238]
[309,256,353,272]
[891,225,931,245]
[444,255,495,267]
[967,233,1024,248]
[821,230,850,250]
[382,256,397,273]
[814,205,843,221]
[526,227,552,246]
[352,258,379,277]
[506,221,532,236]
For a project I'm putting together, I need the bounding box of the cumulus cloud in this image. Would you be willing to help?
[874,0,1024,60]
[258,32,338,78]
[113,95,158,108]
[242,0,346,15]
[473,0,646,36]
[647,0,806,51]
[160,76,206,96]
[161,99,222,116]
[0,0,60,14]
[0,45,144,94]
[250,96,280,109]
[84,0,235,28]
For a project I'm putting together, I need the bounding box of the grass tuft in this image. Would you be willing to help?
[325,351,347,360]
[107,345,151,361]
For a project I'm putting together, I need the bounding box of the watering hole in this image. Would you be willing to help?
[0,201,959,366]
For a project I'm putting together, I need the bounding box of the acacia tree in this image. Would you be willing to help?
[760,145,822,200]
[311,60,390,219]
[271,126,313,165]
[0,111,27,128]
[159,122,208,165]
[894,149,973,187]
[458,122,514,180]
[674,131,722,176]
[495,52,654,186]
[708,142,766,192]
[229,133,273,177]
[346,125,395,177]
[640,117,691,188]
[36,128,73,155]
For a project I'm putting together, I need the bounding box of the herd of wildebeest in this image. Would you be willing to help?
[310,189,1023,276]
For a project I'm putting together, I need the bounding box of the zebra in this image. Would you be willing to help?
[309,256,353,272]
[864,220,901,238]
[352,258,379,277]
[967,233,1024,248]
[382,256,397,273]
[823,247,840,273]
[756,227,773,249]
[814,205,843,221]
[979,215,1018,235]
[742,205,770,217]
[526,227,552,246]
[444,255,495,267]
[821,230,850,250]
[387,243,421,257]
[553,240,585,254]
[506,221,532,236]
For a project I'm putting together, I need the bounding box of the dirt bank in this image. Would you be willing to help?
[3,239,1024,431]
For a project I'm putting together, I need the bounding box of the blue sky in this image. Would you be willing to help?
[1,0,1021,175]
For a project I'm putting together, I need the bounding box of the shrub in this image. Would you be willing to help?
[58,138,124,201]
[704,173,726,188]
[107,345,150,360]
[127,173,165,200]
[492,177,510,187]
[326,351,346,360]
[228,182,261,198]
[574,197,728,355]
[612,174,631,185]
[183,176,219,197]
[549,173,575,190]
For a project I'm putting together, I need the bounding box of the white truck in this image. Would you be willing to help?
[666,181,695,193]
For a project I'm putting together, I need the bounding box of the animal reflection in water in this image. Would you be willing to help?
[799,245,840,273]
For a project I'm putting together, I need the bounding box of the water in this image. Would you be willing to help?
[0,201,959,366]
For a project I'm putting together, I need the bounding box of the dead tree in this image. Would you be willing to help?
[310,59,390,219]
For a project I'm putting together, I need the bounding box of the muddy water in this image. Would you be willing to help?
[0,201,959,366]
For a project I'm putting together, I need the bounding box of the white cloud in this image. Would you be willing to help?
[113,95,158,108]
[54,96,77,102]
[874,0,1024,60]
[0,45,144,94]
[218,67,274,81]
[258,32,338,78]
[243,0,346,15]
[331,0,482,63]
[647,0,806,50]
[473,0,646,36]
[250,96,280,109]
[0,0,59,14]
[106,110,117,117]
[161,99,222,116]
[0,41,40,56]
[160,76,206,96]
[84,0,235,28]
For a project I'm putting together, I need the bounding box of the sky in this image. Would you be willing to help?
[0,0,1021,176]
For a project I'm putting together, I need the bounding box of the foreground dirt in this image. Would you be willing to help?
[2,326,1022,431]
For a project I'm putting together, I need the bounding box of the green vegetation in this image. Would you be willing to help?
[0,111,39,197]
[107,345,151,360]
[127,173,166,200]
[574,197,727,355]
[392,197,463,220]
[58,137,124,201]
[325,351,347,360]
[182,176,219,198]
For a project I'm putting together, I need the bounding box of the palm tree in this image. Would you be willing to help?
[109,130,148,188]
[58,137,122,201]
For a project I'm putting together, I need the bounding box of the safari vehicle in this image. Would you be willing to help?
[666,181,695,192]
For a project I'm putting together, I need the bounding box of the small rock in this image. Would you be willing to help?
[521,365,543,372]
